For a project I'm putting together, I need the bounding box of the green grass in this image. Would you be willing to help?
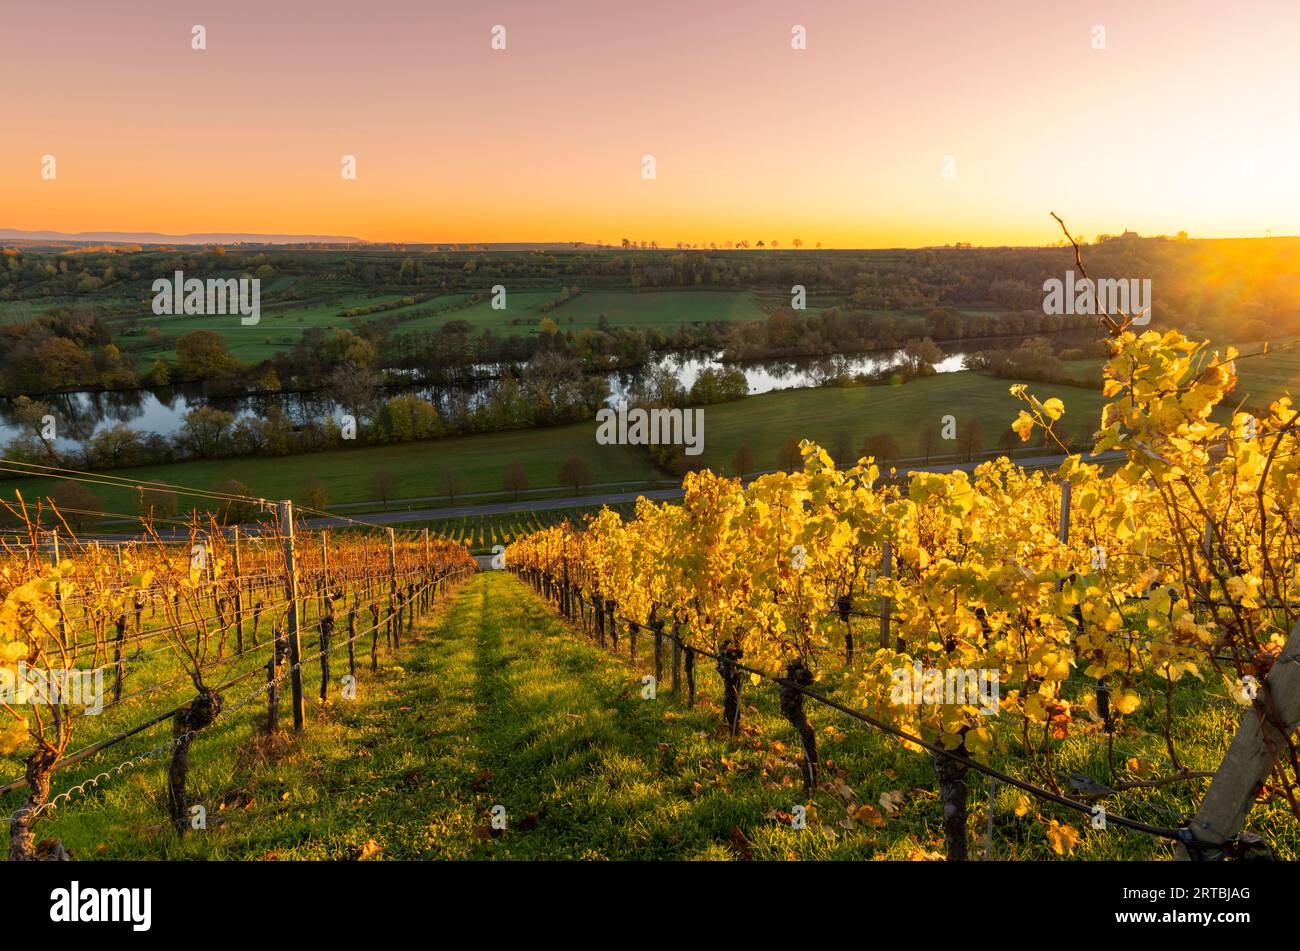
[33,283,775,365]
[124,290,424,364]
[2,424,662,518]
[691,372,1107,474]
[1232,339,1300,405]
[20,571,1287,860]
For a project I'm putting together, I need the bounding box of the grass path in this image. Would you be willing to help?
[183,570,856,859]
[37,571,1273,860]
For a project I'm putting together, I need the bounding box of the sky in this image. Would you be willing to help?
[3,0,1299,248]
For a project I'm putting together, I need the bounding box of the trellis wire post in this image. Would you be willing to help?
[232,527,244,653]
[320,529,331,618]
[1176,615,1300,859]
[422,528,431,610]
[278,500,305,731]
[1058,479,1071,543]
[387,527,399,649]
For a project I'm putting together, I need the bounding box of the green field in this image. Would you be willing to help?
[124,290,457,365]
[394,288,771,338]
[1,371,1106,520]
[7,275,778,365]
[19,571,1279,860]
[690,373,1106,473]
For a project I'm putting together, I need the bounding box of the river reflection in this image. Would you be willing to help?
[0,347,968,450]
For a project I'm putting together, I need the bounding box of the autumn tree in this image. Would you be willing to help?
[901,337,943,376]
[502,459,528,501]
[861,432,900,467]
[213,479,258,524]
[175,330,237,381]
[50,482,102,530]
[175,406,236,458]
[558,455,591,494]
[776,437,803,472]
[302,476,329,511]
[138,487,179,520]
[732,442,755,476]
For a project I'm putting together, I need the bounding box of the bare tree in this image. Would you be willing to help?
[441,467,463,505]
[832,431,854,468]
[862,433,900,468]
[327,363,381,423]
[370,469,398,510]
[919,423,941,464]
[777,438,803,473]
[957,418,984,462]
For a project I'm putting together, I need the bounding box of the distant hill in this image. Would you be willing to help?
[0,231,625,251]
[0,228,364,246]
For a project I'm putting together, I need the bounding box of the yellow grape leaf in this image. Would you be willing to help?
[1012,411,1034,442]
[1045,819,1080,856]
[0,718,28,755]
[1113,689,1140,715]
[1014,795,1031,817]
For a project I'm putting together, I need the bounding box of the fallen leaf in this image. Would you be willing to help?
[853,804,884,825]
[1045,819,1080,856]
[729,825,753,860]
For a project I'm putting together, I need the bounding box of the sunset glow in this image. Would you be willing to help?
[3,0,1299,246]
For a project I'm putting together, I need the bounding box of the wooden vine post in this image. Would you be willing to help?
[232,527,245,654]
[387,527,398,650]
[320,529,331,619]
[1176,617,1300,859]
[278,500,306,731]
[422,528,431,611]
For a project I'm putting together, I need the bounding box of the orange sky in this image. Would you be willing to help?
[3,0,1298,247]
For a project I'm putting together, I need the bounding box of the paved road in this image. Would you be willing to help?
[77,450,1123,542]
[297,449,1124,529]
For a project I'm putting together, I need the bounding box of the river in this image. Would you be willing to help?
[0,347,970,451]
